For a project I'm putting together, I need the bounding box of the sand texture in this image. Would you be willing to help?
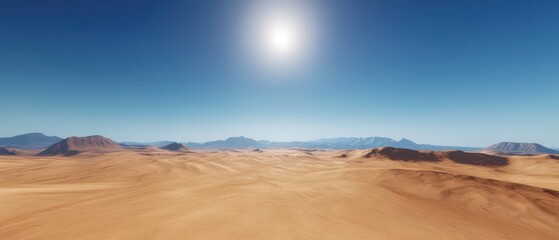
[1,148,558,240]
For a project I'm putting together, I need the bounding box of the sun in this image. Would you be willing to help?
[241,1,319,71]
[264,17,300,58]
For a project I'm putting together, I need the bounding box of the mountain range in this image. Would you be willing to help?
[1,133,558,154]
[184,136,482,151]
[121,141,174,147]
[0,133,62,149]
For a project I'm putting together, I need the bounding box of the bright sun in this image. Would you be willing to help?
[265,18,300,58]
[241,1,318,71]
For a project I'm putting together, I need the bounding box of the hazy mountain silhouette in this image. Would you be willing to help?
[484,142,558,154]
[121,141,174,147]
[0,133,62,149]
[187,136,265,149]
[183,136,480,151]
[161,142,190,151]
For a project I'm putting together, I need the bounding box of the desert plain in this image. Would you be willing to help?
[1,148,558,240]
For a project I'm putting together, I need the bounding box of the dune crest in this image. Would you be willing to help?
[365,147,440,161]
[366,147,509,166]
[1,149,558,239]
[379,169,559,228]
[442,150,508,166]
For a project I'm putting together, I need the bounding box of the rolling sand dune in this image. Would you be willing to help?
[366,147,508,166]
[1,149,559,239]
[442,150,508,166]
[365,147,439,161]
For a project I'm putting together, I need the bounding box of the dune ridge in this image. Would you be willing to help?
[366,147,509,166]
[380,169,559,219]
[1,149,558,239]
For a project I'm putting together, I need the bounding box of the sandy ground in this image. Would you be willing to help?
[0,149,558,240]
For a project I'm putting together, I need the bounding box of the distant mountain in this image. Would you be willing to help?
[0,147,16,155]
[292,137,479,151]
[120,141,174,147]
[286,137,397,149]
[186,136,267,149]
[37,135,123,156]
[0,133,63,149]
[161,142,190,151]
[183,136,480,151]
[484,142,559,154]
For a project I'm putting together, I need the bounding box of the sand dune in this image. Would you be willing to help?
[366,147,508,166]
[379,169,559,227]
[1,149,558,239]
[365,147,439,161]
[442,150,508,166]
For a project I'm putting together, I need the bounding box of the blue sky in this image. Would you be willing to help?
[0,0,558,147]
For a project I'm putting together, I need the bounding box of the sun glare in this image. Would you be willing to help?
[240,1,319,74]
[266,19,299,57]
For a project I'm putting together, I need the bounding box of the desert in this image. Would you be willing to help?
[3,1,559,239]
[1,146,558,240]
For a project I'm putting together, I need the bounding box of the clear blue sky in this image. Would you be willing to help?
[1,0,558,147]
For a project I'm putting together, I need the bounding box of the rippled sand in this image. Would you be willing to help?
[1,149,558,240]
